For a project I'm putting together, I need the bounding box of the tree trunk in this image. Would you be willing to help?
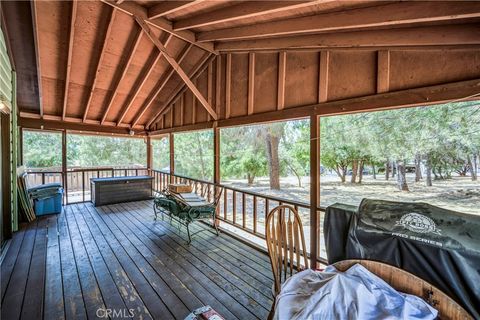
[195,135,206,179]
[351,160,358,183]
[265,133,281,190]
[468,154,478,181]
[372,162,376,180]
[385,160,390,180]
[358,160,364,184]
[414,153,422,182]
[396,160,409,191]
[425,156,433,187]
[473,154,478,181]
[392,161,396,178]
[247,173,254,185]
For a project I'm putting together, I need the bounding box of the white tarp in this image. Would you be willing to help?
[274,264,438,320]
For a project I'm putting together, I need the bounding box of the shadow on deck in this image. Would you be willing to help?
[1,200,273,320]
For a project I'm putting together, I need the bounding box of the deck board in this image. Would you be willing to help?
[1,200,273,320]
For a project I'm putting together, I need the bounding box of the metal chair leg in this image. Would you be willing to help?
[153,204,158,220]
[186,223,192,244]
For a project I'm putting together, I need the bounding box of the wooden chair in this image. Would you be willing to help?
[333,260,473,320]
[266,204,309,318]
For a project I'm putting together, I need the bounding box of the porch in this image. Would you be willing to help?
[1,200,272,320]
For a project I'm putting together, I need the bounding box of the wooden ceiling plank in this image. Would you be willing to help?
[198,1,480,42]
[101,30,143,125]
[101,0,216,54]
[116,34,174,126]
[148,1,203,20]
[82,8,116,122]
[135,16,218,120]
[216,24,480,51]
[173,0,323,31]
[131,43,193,127]
[30,0,44,118]
[62,0,78,120]
[147,53,214,128]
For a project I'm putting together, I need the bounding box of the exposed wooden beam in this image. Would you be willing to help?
[215,56,221,116]
[135,16,218,120]
[248,52,255,115]
[207,61,213,121]
[318,51,329,103]
[83,8,116,122]
[216,24,480,51]
[147,53,215,128]
[62,0,77,120]
[101,0,216,54]
[101,30,143,124]
[149,78,480,136]
[19,116,145,135]
[173,1,323,31]
[377,50,390,93]
[198,1,480,42]
[148,1,203,20]
[277,51,286,110]
[20,112,145,130]
[180,95,184,126]
[117,34,174,126]
[30,0,43,118]
[131,43,193,127]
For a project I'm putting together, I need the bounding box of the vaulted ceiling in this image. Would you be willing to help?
[2,0,480,134]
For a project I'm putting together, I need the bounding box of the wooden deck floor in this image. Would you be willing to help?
[1,200,273,320]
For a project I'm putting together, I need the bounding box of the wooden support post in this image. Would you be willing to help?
[309,115,320,268]
[169,133,174,183]
[248,52,255,115]
[180,95,184,126]
[377,50,390,93]
[277,51,286,110]
[146,136,152,173]
[62,130,68,205]
[213,125,220,225]
[318,51,329,103]
[207,61,213,121]
[215,55,222,116]
[225,53,232,119]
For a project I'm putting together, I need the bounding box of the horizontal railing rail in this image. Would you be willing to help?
[26,166,148,204]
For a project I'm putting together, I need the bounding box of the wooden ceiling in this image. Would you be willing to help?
[2,0,480,134]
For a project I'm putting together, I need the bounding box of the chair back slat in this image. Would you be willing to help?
[266,205,309,296]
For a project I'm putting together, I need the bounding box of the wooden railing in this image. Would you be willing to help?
[151,169,327,263]
[26,166,148,204]
[25,167,327,263]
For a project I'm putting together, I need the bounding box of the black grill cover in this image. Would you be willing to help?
[324,199,480,318]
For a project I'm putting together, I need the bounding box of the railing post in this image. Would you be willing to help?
[310,115,320,268]
[62,130,68,205]
[169,133,174,184]
[146,136,152,175]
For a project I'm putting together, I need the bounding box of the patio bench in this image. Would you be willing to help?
[153,187,223,244]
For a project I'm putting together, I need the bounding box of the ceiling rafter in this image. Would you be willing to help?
[197,1,480,42]
[82,7,116,122]
[173,0,325,31]
[147,53,215,128]
[62,0,77,120]
[116,34,174,126]
[30,0,43,118]
[215,24,480,51]
[135,16,218,120]
[131,43,193,128]
[101,0,217,54]
[101,30,143,125]
[148,1,204,20]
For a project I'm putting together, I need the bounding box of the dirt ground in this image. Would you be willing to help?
[222,173,480,215]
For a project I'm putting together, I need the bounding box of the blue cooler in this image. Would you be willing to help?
[29,183,64,216]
